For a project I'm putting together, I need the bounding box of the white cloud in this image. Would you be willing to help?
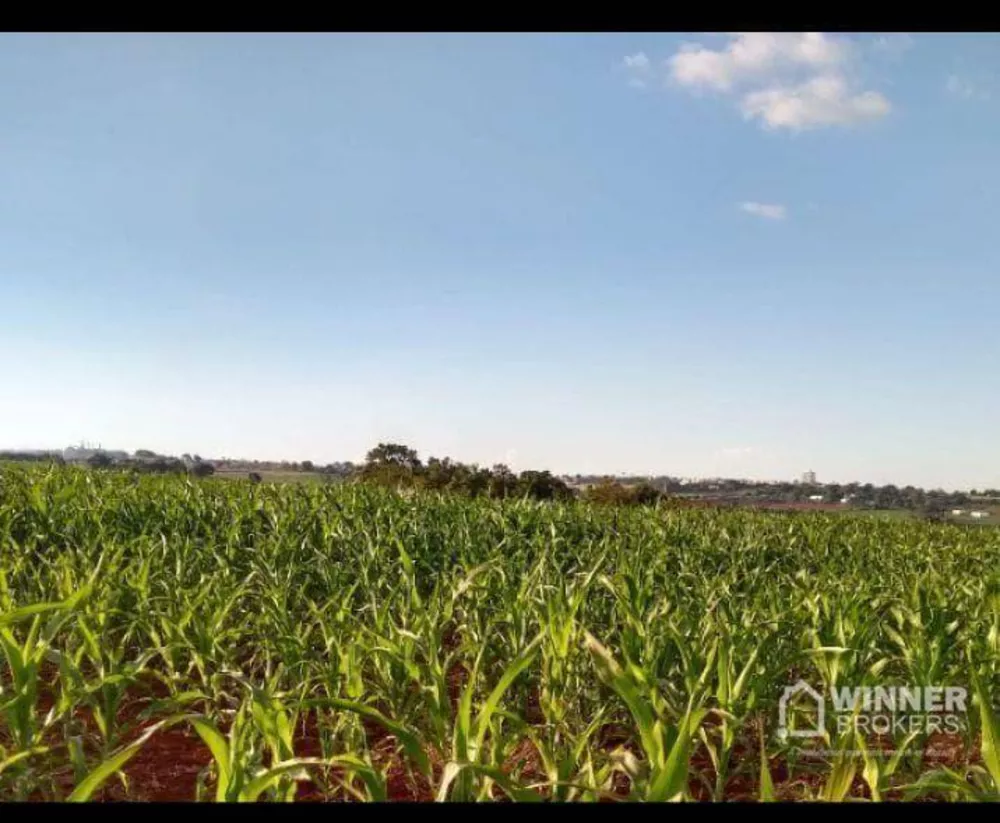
[741,74,891,131]
[740,201,786,220]
[669,33,845,92]
[625,33,892,132]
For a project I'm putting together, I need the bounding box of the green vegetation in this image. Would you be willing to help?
[356,442,574,502]
[581,479,668,507]
[1,464,999,801]
[576,475,980,514]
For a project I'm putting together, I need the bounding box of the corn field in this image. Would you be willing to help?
[1,465,999,801]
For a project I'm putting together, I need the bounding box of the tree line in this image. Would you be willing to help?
[3,447,995,515]
[355,443,576,502]
[572,474,992,513]
[0,450,216,478]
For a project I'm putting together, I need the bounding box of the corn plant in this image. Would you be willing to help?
[1,464,998,802]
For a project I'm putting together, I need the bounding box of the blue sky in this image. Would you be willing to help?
[1,33,997,489]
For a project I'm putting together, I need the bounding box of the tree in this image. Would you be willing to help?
[135,449,157,459]
[585,480,663,507]
[488,464,517,499]
[301,460,314,472]
[191,461,215,478]
[360,443,422,488]
[364,443,421,471]
[875,484,900,509]
[631,482,663,506]
[421,457,455,491]
[87,453,113,469]
[461,467,491,498]
[584,480,635,506]
[516,470,574,502]
[920,498,947,522]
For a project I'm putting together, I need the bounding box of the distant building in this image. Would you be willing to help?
[801,471,817,485]
[970,511,991,519]
[952,509,966,516]
[808,494,824,502]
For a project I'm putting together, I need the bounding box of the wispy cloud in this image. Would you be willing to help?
[945,73,991,101]
[622,33,891,132]
[871,33,915,59]
[740,201,787,220]
[621,52,652,88]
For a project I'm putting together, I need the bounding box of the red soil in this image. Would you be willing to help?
[5,674,984,802]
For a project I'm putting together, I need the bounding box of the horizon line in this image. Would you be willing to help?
[1,443,991,495]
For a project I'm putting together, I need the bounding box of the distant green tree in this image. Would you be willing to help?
[875,484,900,509]
[584,480,634,506]
[301,460,314,472]
[488,464,518,499]
[516,470,574,502]
[365,443,421,471]
[421,456,454,491]
[462,468,491,498]
[584,480,662,507]
[360,443,422,488]
[631,482,662,506]
[191,461,215,478]
[87,453,112,469]
[920,498,947,522]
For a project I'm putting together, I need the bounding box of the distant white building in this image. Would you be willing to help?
[952,509,966,516]
[801,471,817,485]
[808,494,824,502]
[971,511,991,519]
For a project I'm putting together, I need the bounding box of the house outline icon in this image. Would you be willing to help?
[778,679,826,738]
